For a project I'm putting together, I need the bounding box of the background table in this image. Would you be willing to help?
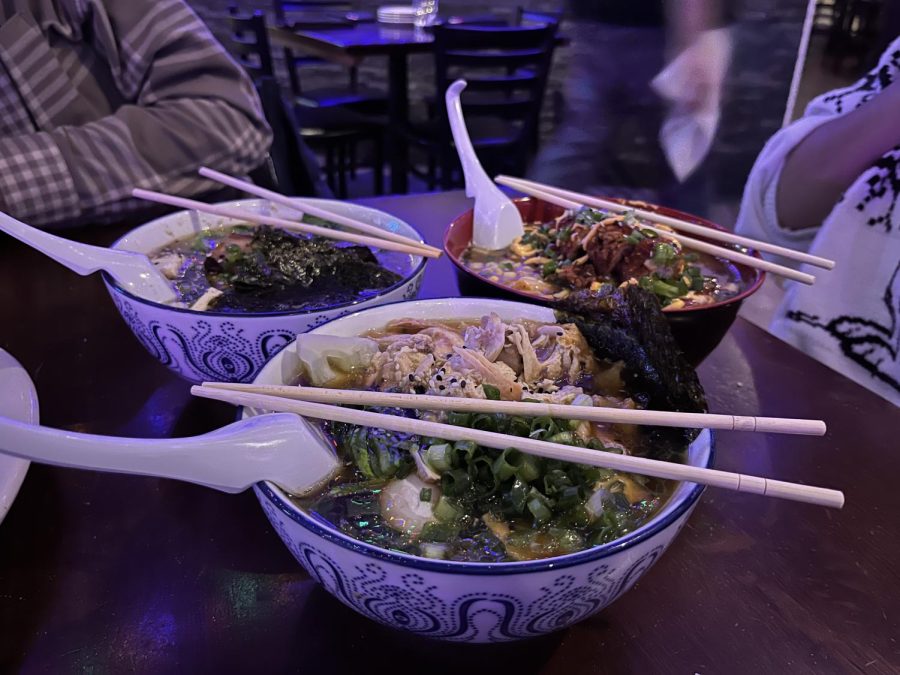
[269,23,565,195]
[270,23,442,195]
[1,191,898,673]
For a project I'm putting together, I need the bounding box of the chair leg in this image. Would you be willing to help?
[427,151,436,191]
[324,145,336,194]
[337,142,348,198]
[349,141,358,180]
[373,134,385,196]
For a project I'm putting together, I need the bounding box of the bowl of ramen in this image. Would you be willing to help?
[246,292,713,642]
[444,198,765,364]
[103,199,426,383]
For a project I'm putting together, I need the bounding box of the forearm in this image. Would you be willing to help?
[776,81,900,230]
[0,99,269,228]
[0,133,80,226]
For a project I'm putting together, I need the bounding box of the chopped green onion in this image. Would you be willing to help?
[492,448,519,482]
[648,278,683,299]
[447,411,471,427]
[441,468,472,496]
[515,453,542,483]
[424,443,453,472]
[547,431,576,445]
[434,496,463,523]
[652,242,678,265]
[527,497,553,524]
[624,230,645,245]
[419,487,433,502]
[482,384,501,401]
[542,260,558,276]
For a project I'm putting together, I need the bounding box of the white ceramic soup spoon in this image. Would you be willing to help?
[445,79,524,250]
[0,413,339,495]
[0,210,178,304]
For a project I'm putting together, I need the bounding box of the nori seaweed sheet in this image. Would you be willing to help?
[555,285,707,455]
[205,226,402,312]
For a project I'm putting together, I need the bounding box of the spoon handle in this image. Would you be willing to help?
[0,413,307,493]
[445,79,494,200]
[0,210,136,276]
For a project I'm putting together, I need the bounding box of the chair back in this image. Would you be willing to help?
[251,77,334,198]
[273,0,353,26]
[432,23,558,159]
[270,1,355,97]
[222,10,275,80]
[517,7,564,25]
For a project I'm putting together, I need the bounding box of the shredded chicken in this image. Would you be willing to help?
[419,326,465,357]
[463,313,506,361]
[508,324,542,383]
[448,347,522,400]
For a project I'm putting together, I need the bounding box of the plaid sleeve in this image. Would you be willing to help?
[0,0,272,228]
[0,132,78,225]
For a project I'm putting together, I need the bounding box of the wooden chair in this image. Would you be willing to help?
[251,77,334,197]
[407,23,559,190]
[516,7,564,25]
[272,0,387,113]
[223,9,384,197]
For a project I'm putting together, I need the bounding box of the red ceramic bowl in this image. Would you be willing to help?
[444,197,765,365]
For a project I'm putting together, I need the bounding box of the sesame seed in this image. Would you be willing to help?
[460,380,467,388]
[408,374,415,381]
[439,385,445,390]
[436,375,443,381]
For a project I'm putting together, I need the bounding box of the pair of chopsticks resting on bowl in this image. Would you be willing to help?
[131,167,442,259]
[494,175,836,286]
[191,382,844,510]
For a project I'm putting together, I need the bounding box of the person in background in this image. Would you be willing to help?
[735,37,900,405]
[529,0,731,217]
[0,0,272,229]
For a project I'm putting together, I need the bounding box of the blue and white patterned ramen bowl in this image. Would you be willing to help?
[246,298,713,643]
[103,199,426,384]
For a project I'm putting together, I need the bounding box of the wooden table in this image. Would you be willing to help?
[0,191,897,673]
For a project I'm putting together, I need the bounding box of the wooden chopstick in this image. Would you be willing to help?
[131,188,440,258]
[201,382,827,436]
[198,167,443,258]
[497,175,836,271]
[190,385,844,509]
[495,176,817,286]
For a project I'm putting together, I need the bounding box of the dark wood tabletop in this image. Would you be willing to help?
[269,22,437,61]
[0,191,897,674]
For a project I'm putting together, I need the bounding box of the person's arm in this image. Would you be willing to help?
[0,0,272,228]
[666,0,723,53]
[776,79,900,231]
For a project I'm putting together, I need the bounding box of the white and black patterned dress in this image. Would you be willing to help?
[736,37,900,405]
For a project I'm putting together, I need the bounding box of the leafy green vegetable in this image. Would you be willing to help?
[652,242,678,266]
[333,423,414,480]
[482,384,501,400]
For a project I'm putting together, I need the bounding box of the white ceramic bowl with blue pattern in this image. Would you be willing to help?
[245,298,713,643]
[103,199,426,384]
